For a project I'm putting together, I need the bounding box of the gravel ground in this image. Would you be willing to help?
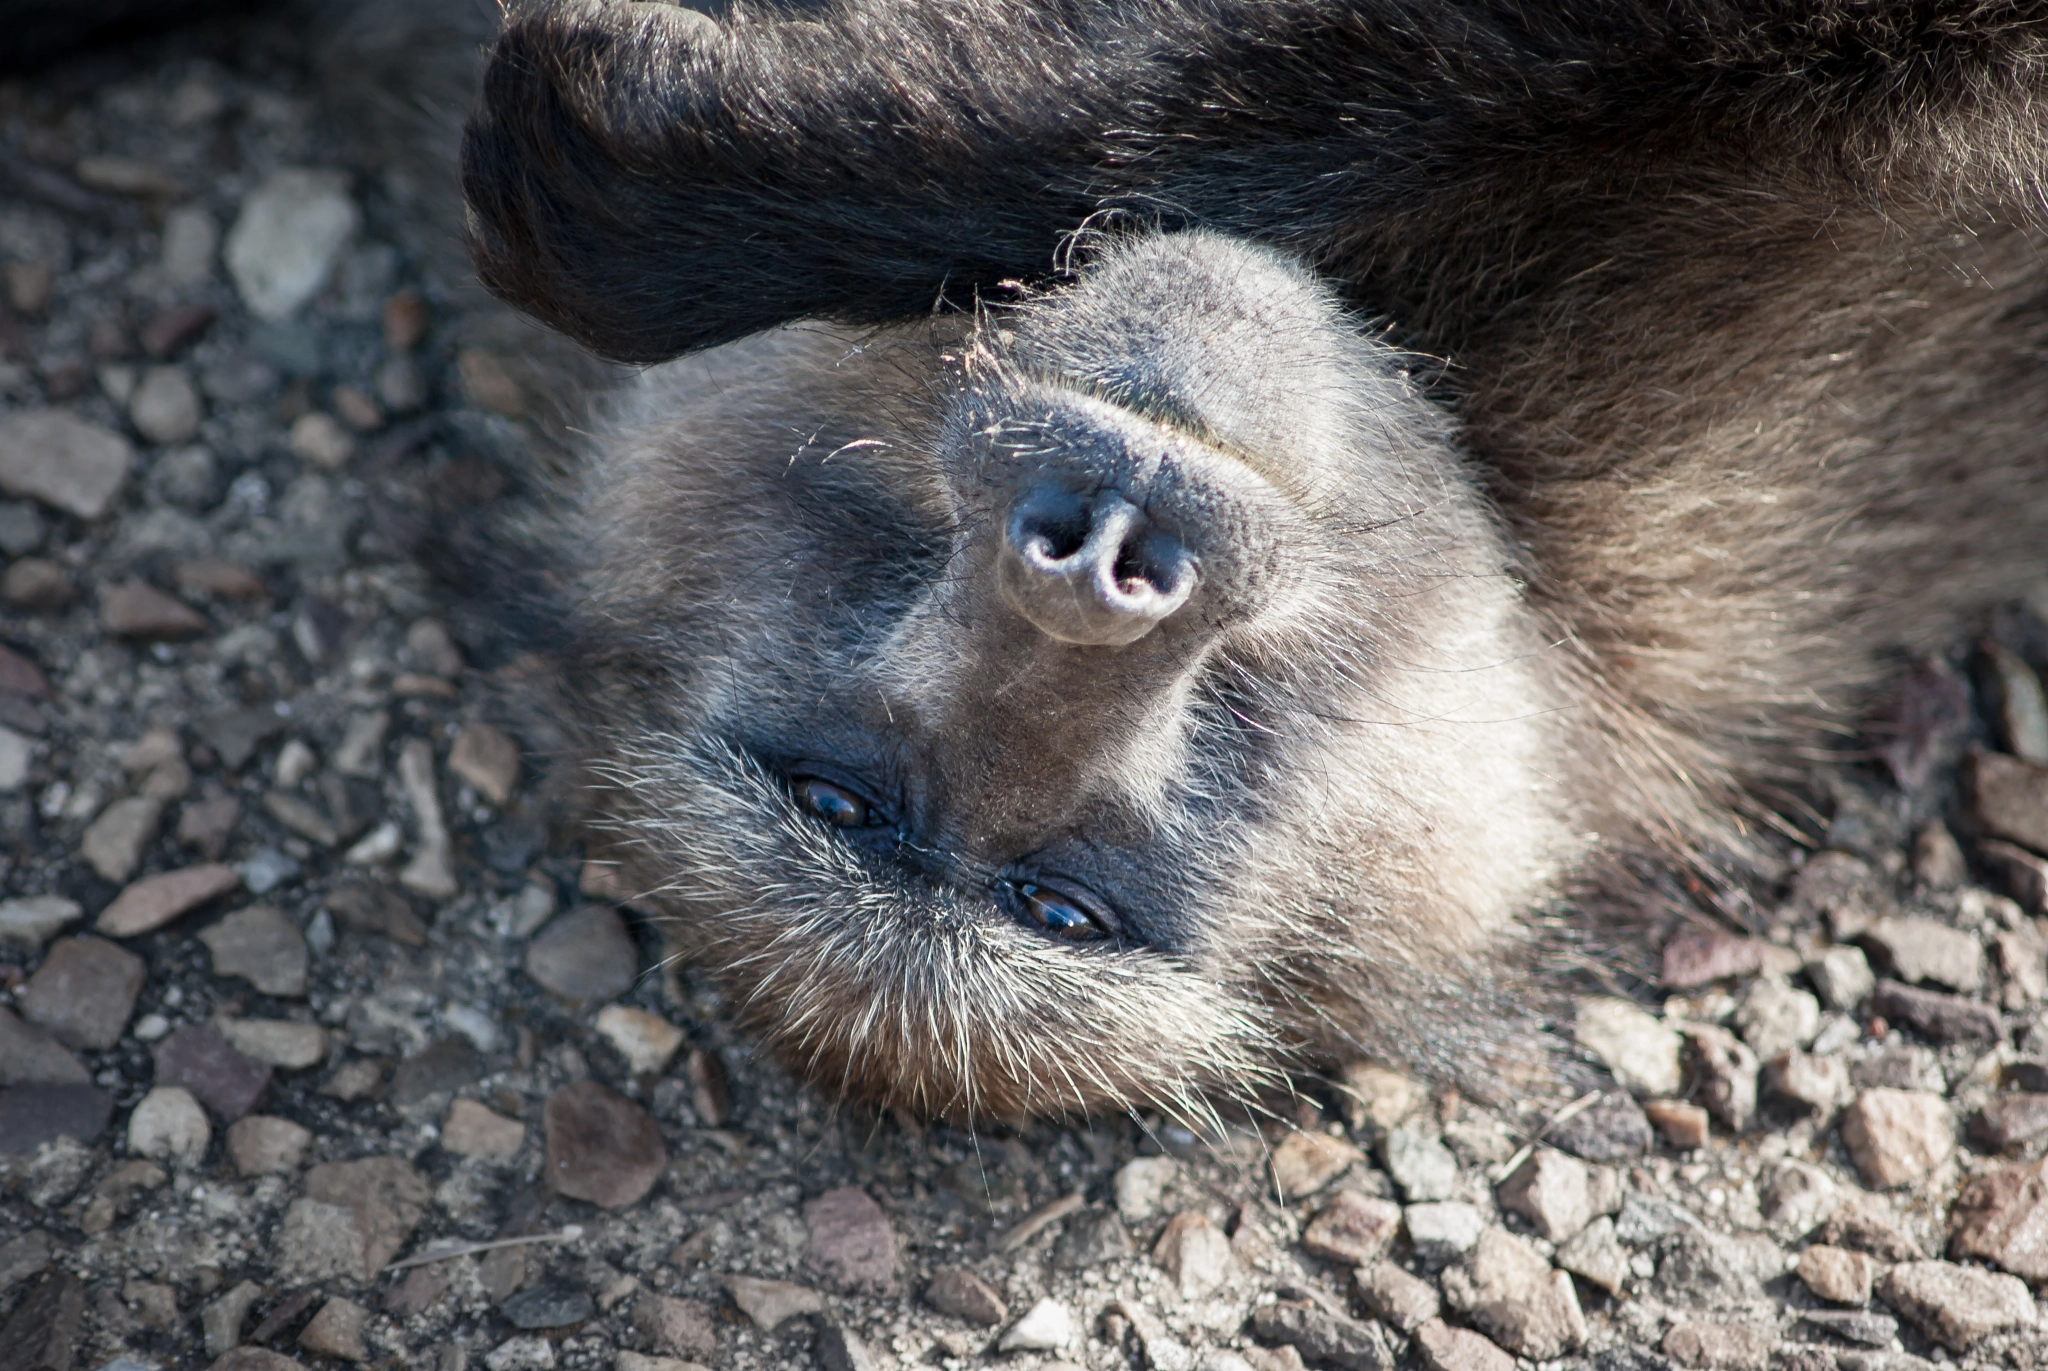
[9,15,2048,1371]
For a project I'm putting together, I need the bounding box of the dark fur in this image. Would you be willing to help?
[456,0,2048,1122]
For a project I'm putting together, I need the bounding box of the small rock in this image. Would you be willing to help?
[280,1157,430,1281]
[1338,1062,1427,1138]
[198,905,308,997]
[631,1293,717,1359]
[1440,1226,1585,1360]
[298,1297,369,1362]
[544,1081,665,1208]
[1914,820,1971,886]
[128,1086,210,1166]
[1643,1098,1710,1149]
[287,412,353,470]
[1731,976,1820,1060]
[154,1025,271,1120]
[1383,1125,1458,1201]
[450,724,519,806]
[1555,1215,1631,1296]
[1115,1155,1178,1221]
[1879,1260,2035,1351]
[406,618,465,676]
[1574,996,1682,1097]
[201,707,285,772]
[389,1037,481,1107]
[1817,1194,1925,1260]
[1151,1210,1233,1299]
[1968,748,2048,855]
[1972,1092,2048,1151]
[161,203,219,284]
[1861,916,1985,992]
[201,1278,262,1357]
[0,409,133,518]
[396,738,459,898]
[0,895,80,948]
[596,1005,685,1074]
[722,1276,822,1331]
[1798,1244,1875,1304]
[484,1336,554,1371]
[98,862,241,936]
[1053,1208,1134,1269]
[1614,1193,1702,1246]
[1302,1189,1402,1265]
[1250,1298,1393,1371]
[527,904,639,1001]
[442,1098,524,1160]
[1762,1048,1848,1116]
[1546,1091,1654,1162]
[1982,838,2048,915]
[324,883,427,947]
[1841,1088,1954,1188]
[19,936,144,1049]
[1406,1202,1486,1265]
[925,1268,1007,1326]
[1656,1227,1781,1305]
[1497,1148,1593,1242]
[1872,978,2002,1044]
[1683,1022,1759,1132]
[458,350,525,416]
[0,1008,87,1086]
[1660,928,1769,989]
[177,795,242,857]
[216,1019,326,1069]
[1660,1322,1770,1371]
[1,558,69,609]
[101,579,207,639]
[0,1083,111,1154]
[0,726,28,788]
[130,366,202,444]
[1271,1130,1364,1199]
[804,1185,897,1296]
[1949,1157,2048,1281]
[501,1284,594,1330]
[1356,1260,1440,1332]
[225,170,361,320]
[1414,1319,1513,1371]
[226,1115,313,1176]
[82,796,163,883]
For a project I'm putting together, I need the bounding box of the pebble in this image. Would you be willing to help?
[1972,1093,2048,1150]
[0,1083,112,1154]
[631,1293,717,1359]
[299,1297,369,1362]
[175,794,240,857]
[1546,1090,1654,1161]
[101,579,208,638]
[1731,976,1819,1060]
[924,1268,1007,1326]
[1761,1048,1848,1115]
[451,723,520,806]
[216,1018,326,1069]
[201,707,284,771]
[1497,1147,1593,1242]
[1995,925,2048,1005]
[0,1007,87,1086]
[0,409,133,518]
[1660,1322,1770,1371]
[501,1284,594,1330]
[198,905,309,996]
[1860,915,1984,992]
[1816,1195,1924,1260]
[1114,1155,1178,1220]
[803,1185,898,1296]
[526,904,638,1001]
[1555,1215,1631,1296]
[1801,1309,1900,1347]
[97,862,241,936]
[1338,1062,1426,1137]
[0,559,68,609]
[281,1157,430,1281]
[130,366,202,444]
[127,1085,210,1166]
[19,936,144,1049]
[1797,1243,1874,1304]
[226,1114,313,1175]
[1406,1201,1486,1265]
[1414,1320,1513,1371]
[324,883,427,947]
[544,1081,666,1208]
[1383,1125,1457,1201]
[389,1037,482,1106]
[1356,1259,1440,1332]
[1948,1157,2048,1280]
[332,711,389,778]
[1659,928,1769,988]
[1440,1227,1585,1359]
[81,796,162,883]
[1874,978,2003,1044]
[287,412,353,470]
[1151,1210,1233,1299]
[1967,748,2048,854]
[155,1025,271,1120]
[1980,839,2048,914]
[225,169,362,320]
[1913,819,1971,886]
[1879,1260,2036,1351]
[1574,996,1682,1097]
[241,848,303,895]
[0,895,78,948]
[1250,1298,1392,1371]
[1840,1088,1953,1188]
[998,1297,1076,1353]
[0,726,29,789]
[441,1098,524,1160]
[161,204,219,285]
[484,1337,554,1371]
[1643,1098,1710,1149]
[396,738,459,898]
[1302,1189,1402,1265]
[1270,1130,1364,1199]
[596,1005,685,1074]
[0,1273,84,1371]
[1053,1208,1134,1269]
[721,1276,823,1331]
[1655,1227,1780,1305]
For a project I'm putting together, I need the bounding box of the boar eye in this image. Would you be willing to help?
[793,776,873,828]
[1013,880,1114,943]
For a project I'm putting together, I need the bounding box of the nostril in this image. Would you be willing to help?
[1018,506,1090,563]
[1000,489,1198,646]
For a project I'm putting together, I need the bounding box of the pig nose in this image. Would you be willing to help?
[998,487,1197,646]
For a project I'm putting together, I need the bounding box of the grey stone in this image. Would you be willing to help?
[198,905,308,997]
[0,896,79,948]
[1302,1190,1402,1265]
[1870,978,2000,1044]
[1683,1022,1759,1133]
[526,904,638,1001]
[1546,1091,1654,1161]
[20,936,144,1049]
[1860,916,1984,992]
[0,1009,86,1086]
[1053,1208,1134,1269]
[82,796,162,883]
[1731,976,1820,1060]
[1574,996,1682,1097]
[0,1085,111,1155]
[1879,1261,2035,1351]
[389,1037,481,1107]
[225,170,361,320]
[1439,1227,1586,1360]
[1497,1148,1592,1242]
[226,1115,313,1176]
[1250,1299,1392,1371]
[1984,641,2048,763]
[1152,1210,1233,1300]
[154,1024,270,1120]
[1614,1194,1701,1246]
[721,1276,823,1331]
[0,1272,84,1371]
[1655,1228,1782,1307]
[127,1086,210,1166]
[1115,1155,1178,1221]
[1840,1088,1953,1188]
[1556,1215,1631,1296]
[0,501,41,555]
[1355,1261,1440,1333]
[1799,1310,1899,1346]
[0,727,28,790]
[631,1293,718,1360]
[130,366,202,445]
[1406,1202,1486,1265]
[201,1279,262,1357]
[200,708,284,771]
[543,1080,666,1208]
[924,1268,1007,1326]
[0,410,133,519]
[1659,1322,1770,1371]
[500,1284,594,1330]
[804,1185,897,1296]
[1383,1124,1458,1202]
